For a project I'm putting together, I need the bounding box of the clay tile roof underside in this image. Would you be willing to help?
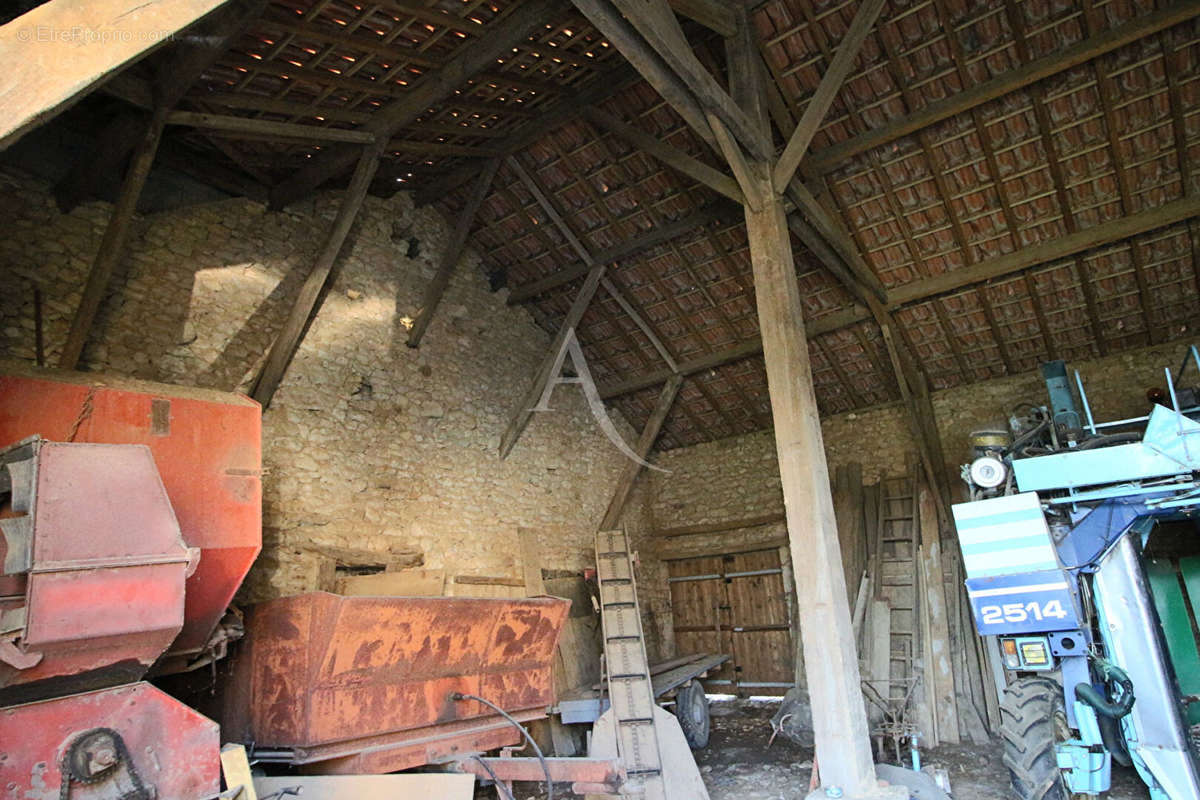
[173,0,1200,450]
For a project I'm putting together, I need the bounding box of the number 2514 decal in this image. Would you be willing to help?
[979,599,1070,626]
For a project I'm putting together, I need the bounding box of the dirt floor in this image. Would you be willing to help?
[477,697,1153,799]
[695,697,1152,800]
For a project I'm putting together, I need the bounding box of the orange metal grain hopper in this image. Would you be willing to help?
[221,592,570,774]
[0,362,261,670]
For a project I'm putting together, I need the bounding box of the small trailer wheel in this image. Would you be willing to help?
[675,680,710,749]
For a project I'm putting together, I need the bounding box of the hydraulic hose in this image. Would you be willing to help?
[1074,660,1135,767]
[1075,432,1141,450]
[1075,661,1135,719]
[1091,711,1133,768]
[1074,681,1134,719]
[452,692,553,800]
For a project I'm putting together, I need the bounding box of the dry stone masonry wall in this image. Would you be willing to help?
[649,340,1196,530]
[0,166,641,602]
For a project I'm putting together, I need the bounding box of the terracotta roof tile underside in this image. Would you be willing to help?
[175,0,1200,450]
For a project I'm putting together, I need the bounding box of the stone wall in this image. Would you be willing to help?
[647,339,1196,530]
[0,166,643,606]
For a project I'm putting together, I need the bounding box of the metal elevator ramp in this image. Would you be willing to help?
[595,529,667,800]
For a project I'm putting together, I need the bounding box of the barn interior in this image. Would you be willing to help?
[1,0,1199,798]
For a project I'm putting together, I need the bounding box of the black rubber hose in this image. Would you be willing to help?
[472,755,517,800]
[1075,680,1135,719]
[1010,410,1050,452]
[1092,709,1134,768]
[452,692,553,800]
[1076,432,1141,450]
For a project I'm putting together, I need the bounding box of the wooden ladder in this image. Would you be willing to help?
[875,475,922,722]
[595,529,667,800]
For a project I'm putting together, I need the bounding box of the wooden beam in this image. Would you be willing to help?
[805,1,1200,174]
[498,265,605,458]
[504,150,681,384]
[0,0,230,149]
[54,0,263,211]
[601,190,1200,400]
[655,511,785,539]
[889,193,1200,304]
[772,0,887,191]
[583,107,743,203]
[406,158,500,347]
[412,63,644,206]
[742,180,879,794]
[667,0,736,37]
[598,374,683,530]
[724,4,769,139]
[54,111,145,213]
[707,112,765,210]
[507,204,736,303]
[785,180,887,300]
[268,0,561,207]
[569,0,717,150]
[610,0,771,159]
[166,110,376,143]
[601,277,679,372]
[506,155,592,263]
[157,141,269,204]
[58,105,169,369]
[251,140,386,407]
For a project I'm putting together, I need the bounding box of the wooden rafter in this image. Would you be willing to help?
[498,264,605,458]
[609,0,771,159]
[999,0,1108,357]
[802,2,1200,175]
[251,140,387,406]
[506,203,736,302]
[268,0,562,207]
[0,0,232,149]
[406,158,501,347]
[1080,0,1157,344]
[599,192,1200,399]
[583,107,743,203]
[598,374,683,529]
[771,0,887,191]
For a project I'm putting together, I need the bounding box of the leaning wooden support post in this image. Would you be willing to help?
[498,264,605,459]
[406,158,500,347]
[743,183,881,797]
[599,374,683,530]
[251,140,386,407]
[58,104,169,369]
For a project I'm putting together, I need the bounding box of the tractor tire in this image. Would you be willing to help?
[999,677,1070,800]
[675,680,710,750]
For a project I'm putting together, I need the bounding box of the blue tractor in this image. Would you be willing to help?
[953,346,1200,800]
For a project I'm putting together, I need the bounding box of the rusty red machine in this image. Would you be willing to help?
[0,362,623,798]
[0,363,262,800]
[222,592,624,794]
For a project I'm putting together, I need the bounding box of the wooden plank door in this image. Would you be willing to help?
[666,547,793,695]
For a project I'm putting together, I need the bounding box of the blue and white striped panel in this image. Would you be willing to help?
[952,492,1060,579]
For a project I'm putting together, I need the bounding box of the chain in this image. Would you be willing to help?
[59,728,151,800]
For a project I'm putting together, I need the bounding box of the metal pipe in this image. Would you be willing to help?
[1075,369,1097,434]
[667,568,783,583]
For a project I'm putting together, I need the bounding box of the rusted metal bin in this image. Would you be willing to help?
[222,592,570,774]
[0,362,262,668]
[0,682,221,800]
[0,438,193,703]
